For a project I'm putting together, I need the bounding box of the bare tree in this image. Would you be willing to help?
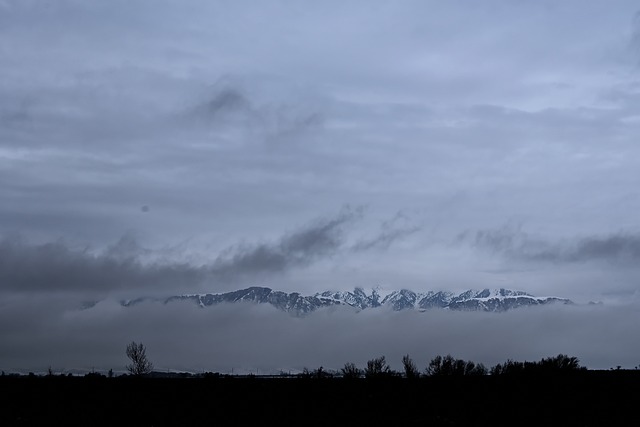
[364,356,394,379]
[341,362,362,379]
[402,354,420,379]
[426,354,487,376]
[491,354,584,375]
[126,341,153,376]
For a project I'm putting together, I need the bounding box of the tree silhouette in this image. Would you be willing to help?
[490,354,584,375]
[365,356,394,379]
[341,362,362,379]
[126,341,153,376]
[402,354,420,379]
[426,354,487,376]
[538,354,583,371]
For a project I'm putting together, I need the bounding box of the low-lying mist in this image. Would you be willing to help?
[1,295,638,374]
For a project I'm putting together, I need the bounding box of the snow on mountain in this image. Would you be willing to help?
[122,286,572,315]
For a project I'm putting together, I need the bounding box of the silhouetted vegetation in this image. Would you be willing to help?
[426,354,487,376]
[125,341,153,376]
[340,362,362,379]
[2,364,640,426]
[2,349,633,426]
[490,353,585,375]
[84,372,106,379]
[402,354,420,379]
[299,366,334,379]
[364,355,399,379]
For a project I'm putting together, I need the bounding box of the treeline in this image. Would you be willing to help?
[9,353,587,379]
[298,353,586,379]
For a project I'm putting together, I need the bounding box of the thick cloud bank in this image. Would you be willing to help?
[1,296,638,374]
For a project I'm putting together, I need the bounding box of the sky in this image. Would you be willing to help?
[2,0,640,373]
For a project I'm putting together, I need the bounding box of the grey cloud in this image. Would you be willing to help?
[546,233,640,264]
[464,226,640,265]
[204,89,251,116]
[185,81,326,147]
[632,11,640,62]
[0,208,364,295]
[2,0,640,375]
[352,211,420,252]
[0,235,205,295]
[104,233,151,261]
[189,86,254,124]
[210,206,363,281]
[459,224,535,256]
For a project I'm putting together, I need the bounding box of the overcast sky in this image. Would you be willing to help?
[2,0,640,373]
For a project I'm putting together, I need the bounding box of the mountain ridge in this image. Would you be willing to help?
[123,286,572,315]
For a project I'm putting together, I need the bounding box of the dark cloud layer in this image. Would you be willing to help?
[0,207,367,295]
[464,226,640,265]
[210,206,363,282]
[0,235,205,295]
[564,234,640,263]
[352,211,420,252]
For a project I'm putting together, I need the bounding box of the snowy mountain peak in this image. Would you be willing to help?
[125,286,573,315]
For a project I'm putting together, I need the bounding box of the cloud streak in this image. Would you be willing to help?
[463,226,640,265]
[351,211,420,252]
[0,207,366,296]
[0,235,206,295]
[209,206,363,282]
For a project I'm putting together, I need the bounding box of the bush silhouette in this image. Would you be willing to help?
[426,355,486,376]
[341,362,362,379]
[364,356,397,379]
[299,366,333,379]
[491,354,585,375]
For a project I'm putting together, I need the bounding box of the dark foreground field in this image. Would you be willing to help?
[1,371,639,426]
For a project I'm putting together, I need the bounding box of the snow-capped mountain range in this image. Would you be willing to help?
[123,287,572,315]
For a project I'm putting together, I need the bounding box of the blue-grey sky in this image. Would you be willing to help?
[2,1,640,372]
